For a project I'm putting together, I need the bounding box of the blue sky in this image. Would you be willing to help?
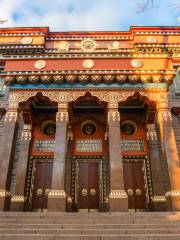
[0,0,180,31]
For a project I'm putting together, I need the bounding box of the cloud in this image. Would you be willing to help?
[0,0,179,31]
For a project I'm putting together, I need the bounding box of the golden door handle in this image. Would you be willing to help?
[127,189,134,196]
[36,188,43,195]
[45,189,50,195]
[90,188,96,196]
[81,188,88,197]
[135,188,142,196]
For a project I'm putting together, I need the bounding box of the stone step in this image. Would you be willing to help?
[0,218,179,224]
[0,228,180,234]
[0,223,180,229]
[1,234,180,240]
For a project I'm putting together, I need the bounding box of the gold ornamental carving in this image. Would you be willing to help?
[165,190,180,198]
[83,59,94,69]
[21,37,33,44]
[80,38,96,52]
[11,195,26,202]
[48,190,66,198]
[157,110,172,122]
[21,124,32,141]
[152,196,166,202]
[108,109,120,122]
[147,124,157,141]
[58,41,69,52]
[8,89,168,110]
[56,110,69,122]
[131,59,143,68]
[5,110,18,122]
[34,60,46,69]
[109,190,128,199]
[147,36,158,43]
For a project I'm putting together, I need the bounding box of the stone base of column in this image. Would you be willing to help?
[109,190,128,212]
[166,191,180,211]
[151,196,167,211]
[10,196,26,211]
[0,191,12,211]
[47,190,66,212]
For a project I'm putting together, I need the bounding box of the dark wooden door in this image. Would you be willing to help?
[77,161,100,210]
[123,160,146,210]
[32,161,52,211]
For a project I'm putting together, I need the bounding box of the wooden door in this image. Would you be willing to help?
[77,161,100,210]
[123,160,146,210]
[32,161,52,211]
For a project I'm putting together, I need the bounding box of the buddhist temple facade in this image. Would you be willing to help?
[0,26,180,212]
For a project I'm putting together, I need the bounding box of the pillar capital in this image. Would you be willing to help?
[21,124,32,141]
[107,102,120,122]
[146,123,157,143]
[157,108,172,123]
[56,102,69,123]
[5,108,19,123]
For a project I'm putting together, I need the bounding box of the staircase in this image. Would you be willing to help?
[0,212,180,239]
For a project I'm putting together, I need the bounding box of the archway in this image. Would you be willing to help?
[67,92,108,211]
[19,92,58,211]
[119,92,157,211]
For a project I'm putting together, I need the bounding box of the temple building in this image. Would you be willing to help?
[0,26,180,212]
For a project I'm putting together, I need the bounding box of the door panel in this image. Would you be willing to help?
[88,162,99,209]
[32,161,52,211]
[132,161,146,209]
[123,160,146,210]
[78,161,100,210]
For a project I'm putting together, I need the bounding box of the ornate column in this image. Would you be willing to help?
[108,102,128,211]
[48,103,68,211]
[157,107,180,210]
[10,124,32,211]
[147,124,166,210]
[0,106,19,210]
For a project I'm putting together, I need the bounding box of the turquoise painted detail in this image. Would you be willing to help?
[10,82,168,89]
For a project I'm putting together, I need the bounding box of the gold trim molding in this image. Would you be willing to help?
[8,89,168,110]
[48,190,66,198]
[152,196,166,202]
[109,190,128,199]
[0,189,12,198]
[11,195,26,202]
[165,190,180,198]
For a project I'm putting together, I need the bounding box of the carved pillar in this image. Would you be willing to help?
[0,107,19,210]
[147,124,166,210]
[108,103,128,211]
[48,103,68,211]
[157,107,180,210]
[10,124,32,211]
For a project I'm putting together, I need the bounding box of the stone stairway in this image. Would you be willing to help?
[0,212,180,239]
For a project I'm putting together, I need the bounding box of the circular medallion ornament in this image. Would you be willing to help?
[21,37,33,44]
[131,59,143,68]
[80,38,96,52]
[81,121,97,135]
[147,36,158,43]
[41,121,56,135]
[83,59,94,69]
[34,60,46,69]
[121,120,137,135]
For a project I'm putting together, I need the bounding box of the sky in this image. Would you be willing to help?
[0,0,180,31]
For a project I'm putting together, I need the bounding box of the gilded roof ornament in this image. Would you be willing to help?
[80,38,96,52]
[147,36,158,43]
[21,37,33,44]
[131,59,143,68]
[83,59,94,69]
[34,60,46,69]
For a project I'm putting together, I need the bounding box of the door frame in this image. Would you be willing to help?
[123,155,153,211]
[25,155,53,211]
[71,156,107,211]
